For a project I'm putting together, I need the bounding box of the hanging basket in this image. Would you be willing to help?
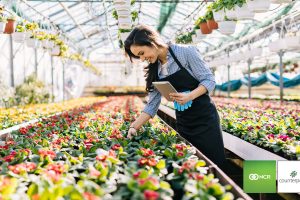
[12,32,25,43]
[195,29,205,39]
[225,9,237,20]
[117,9,130,17]
[218,21,236,35]
[235,4,254,20]
[247,0,271,13]
[4,19,15,34]
[114,1,130,11]
[26,38,38,48]
[199,22,212,34]
[207,19,218,30]
[120,32,130,42]
[268,39,287,52]
[213,10,225,22]
[118,17,132,29]
[282,36,300,50]
[0,22,6,33]
[51,46,61,56]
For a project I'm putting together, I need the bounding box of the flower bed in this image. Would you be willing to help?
[0,96,236,199]
[161,97,300,160]
[0,97,106,130]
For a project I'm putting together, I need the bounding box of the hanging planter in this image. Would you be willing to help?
[268,39,287,52]
[4,19,15,34]
[213,10,226,22]
[199,22,212,34]
[0,21,6,33]
[247,0,271,13]
[207,19,218,30]
[225,10,237,20]
[120,32,130,42]
[51,46,61,56]
[218,19,237,35]
[117,9,131,17]
[235,4,254,20]
[12,32,25,43]
[195,29,205,39]
[282,36,300,50]
[26,38,38,48]
[114,1,130,11]
[118,17,131,29]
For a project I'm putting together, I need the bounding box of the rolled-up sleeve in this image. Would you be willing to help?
[185,46,216,93]
[143,88,162,118]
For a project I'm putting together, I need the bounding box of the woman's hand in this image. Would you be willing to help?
[169,92,192,105]
[127,127,137,139]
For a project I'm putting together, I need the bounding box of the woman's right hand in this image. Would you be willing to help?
[127,127,137,139]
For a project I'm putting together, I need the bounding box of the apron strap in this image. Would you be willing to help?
[169,46,184,70]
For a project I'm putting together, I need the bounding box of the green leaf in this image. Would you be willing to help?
[160,181,171,189]
[27,183,38,196]
[164,148,173,158]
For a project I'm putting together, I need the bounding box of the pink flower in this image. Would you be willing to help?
[176,152,184,157]
[133,171,141,179]
[89,166,101,178]
[267,134,275,139]
[140,148,155,157]
[83,192,101,200]
[8,162,36,174]
[278,134,290,142]
[144,190,159,200]
[38,149,56,159]
[111,144,121,150]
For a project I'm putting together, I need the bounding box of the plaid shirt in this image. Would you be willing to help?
[143,43,216,117]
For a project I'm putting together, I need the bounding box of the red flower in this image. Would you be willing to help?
[278,134,290,142]
[19,127,28,134]
[138,158,148,166]
[89,166,101,178]
[133,171,141,179]
[83,192,101,200]
[96,155,107,162]
[147,158,157,167]
[38,149,56,159]
[8,162,36,174]
[176,152,184,157]
[140,148,155,157]
[111,144,121,150]
[144,190,159,200]
[267,134,275,139]
[46,163,65,174]
[2,151,17,162]
[175,144,187,151]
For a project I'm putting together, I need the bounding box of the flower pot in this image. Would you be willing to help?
[213,10,225,22]
[117,9,131,17]
[247,0,271,13]
[207,19,218,30]
[114,1,130,11]
[120,32,130,42]
[0,22,6,33]
[270,0,293,3]
[218,21,236,35]
[268,39,287,52]
[199,22,212,34]
[225,9,237,20]
[118,17,131,29]
[235,4,254,20]
[51,46,61,56]
[12,32,25,43]
[283,36,300,50]
[26,38,38,48]
[4,19,15,34]
[195,29,205,39]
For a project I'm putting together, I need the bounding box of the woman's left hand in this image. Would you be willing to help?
[169,92,192,105]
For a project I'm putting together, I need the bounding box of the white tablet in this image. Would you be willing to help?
[152,81,178,101]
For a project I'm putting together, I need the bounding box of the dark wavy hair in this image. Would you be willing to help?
[124,25,166,92]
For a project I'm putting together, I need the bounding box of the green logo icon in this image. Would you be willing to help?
[290,171,297,178]
[243,161,276,193]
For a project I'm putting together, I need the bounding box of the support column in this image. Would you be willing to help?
[62,63,65,101]
[34,48,38,76]
[278,50,284,102]
[51,56,54,101]
[9,35,14,87]
[227,64,231,98]
[247,59,252,99]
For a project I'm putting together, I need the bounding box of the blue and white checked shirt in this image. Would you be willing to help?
[143,43,216,117]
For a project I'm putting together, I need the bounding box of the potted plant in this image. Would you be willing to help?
[218,16,237,35]
[235,2,254,20]
[119,28,131,42]
[118,16,131,29]
[175,32,193,44]
[26,33,38,48]
[25,21,38,39]
[205,7,218,30]
[12,21,26,43]
[4,15,16,34]
[247,0,271,13]
[0,15,7,33]
[196,16,211,34]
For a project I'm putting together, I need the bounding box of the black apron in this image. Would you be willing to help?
[158,46,226,167]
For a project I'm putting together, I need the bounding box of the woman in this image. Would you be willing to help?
[124,25,226,168]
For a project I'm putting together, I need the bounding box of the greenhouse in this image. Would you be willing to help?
[0,0,299,199]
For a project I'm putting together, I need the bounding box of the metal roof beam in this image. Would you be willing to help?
[49,2,80,17]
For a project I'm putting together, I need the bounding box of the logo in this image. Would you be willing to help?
[278,161,300,193]
[290,171,297,178]
[248,173,271,181]
[243,161,276,193]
